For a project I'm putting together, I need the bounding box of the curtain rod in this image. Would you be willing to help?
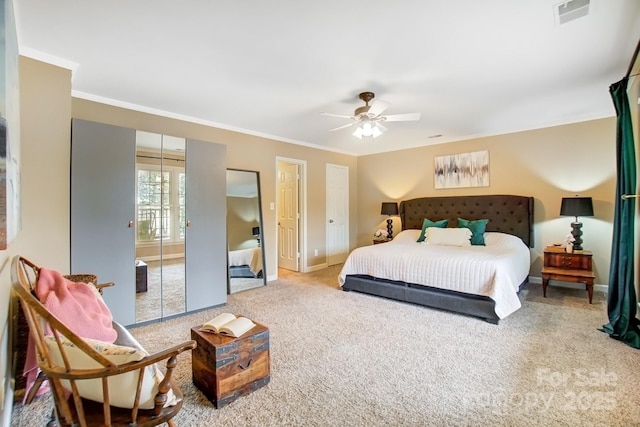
[625,39,640,79]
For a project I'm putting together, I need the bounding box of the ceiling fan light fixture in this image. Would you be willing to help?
[353,122,382,139]
[323,91,418,140]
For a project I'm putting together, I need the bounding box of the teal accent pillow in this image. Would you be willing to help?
[457,218,489,245]
[417,218,448,242]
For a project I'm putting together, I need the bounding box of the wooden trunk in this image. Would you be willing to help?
[191,323,270,408]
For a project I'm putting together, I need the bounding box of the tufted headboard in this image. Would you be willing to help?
[399,194,534,247]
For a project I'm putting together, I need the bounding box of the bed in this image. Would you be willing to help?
[339,194,534,324]
[228,247,263,278]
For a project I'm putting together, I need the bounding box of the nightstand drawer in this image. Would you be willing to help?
[544,252,592,270]
[542,248,594,303]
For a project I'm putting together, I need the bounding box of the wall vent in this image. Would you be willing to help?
[555,0,590,25]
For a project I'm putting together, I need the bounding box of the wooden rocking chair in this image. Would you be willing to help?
[11,255,197,427]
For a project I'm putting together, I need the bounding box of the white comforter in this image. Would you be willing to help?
[229,247,263,275]
[338,229,531,319]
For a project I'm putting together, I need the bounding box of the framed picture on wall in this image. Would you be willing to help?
[434,150,489,189]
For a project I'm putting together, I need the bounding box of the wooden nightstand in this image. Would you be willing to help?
[373,239,391,245]
[541,247,595,303]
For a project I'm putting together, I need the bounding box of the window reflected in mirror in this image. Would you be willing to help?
[135,131,186,322]
[227,169,266,293]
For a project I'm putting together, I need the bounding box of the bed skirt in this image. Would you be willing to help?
[342,274,528,324]
[229,265,263,279]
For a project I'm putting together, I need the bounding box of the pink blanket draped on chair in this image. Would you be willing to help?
[35,268,117,342]
[23,267,117,401]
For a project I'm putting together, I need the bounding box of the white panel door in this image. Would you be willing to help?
[278,163,299,271]
[326,164,349,266]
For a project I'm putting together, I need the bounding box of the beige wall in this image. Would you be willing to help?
[0,57,73,320]
[357,118,617,284]
[0,57,72,412]
[227,196,260,250]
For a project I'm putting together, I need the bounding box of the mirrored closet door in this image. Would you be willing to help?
[72,118,228,327]
[227,169,266,293]
[135,131,186,323]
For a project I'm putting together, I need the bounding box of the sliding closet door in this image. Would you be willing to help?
[185,139,227,310]
[71,119,136,326]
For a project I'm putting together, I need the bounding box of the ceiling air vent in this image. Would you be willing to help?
[555,0,590,25]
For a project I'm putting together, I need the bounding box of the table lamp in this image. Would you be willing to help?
[560,196,594,251]
[252,226,260,247]
[380,202,399,239]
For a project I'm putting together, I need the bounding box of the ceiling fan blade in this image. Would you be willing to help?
[376,123,388,133]
[382,112,421,122]
[329,122,355,131]
[367,99,391,117]
[321,112,354,119]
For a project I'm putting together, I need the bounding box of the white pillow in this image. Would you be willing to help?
[45,336,177,410]
[424,227,472,246]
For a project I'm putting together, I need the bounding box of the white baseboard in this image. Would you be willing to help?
[136,253,184,262]
[305,263,328,273]
[529,276,607,293]
[269,263,327,280]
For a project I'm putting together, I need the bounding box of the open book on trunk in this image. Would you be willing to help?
[200,313,256,338]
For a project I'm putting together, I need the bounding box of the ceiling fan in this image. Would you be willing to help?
[321,91,421,139]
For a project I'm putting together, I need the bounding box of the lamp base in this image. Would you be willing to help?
[386,218,393,240]
[570,221,584,251]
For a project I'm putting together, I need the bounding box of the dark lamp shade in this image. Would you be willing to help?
[560,197,594,218]
[380,202,399,216]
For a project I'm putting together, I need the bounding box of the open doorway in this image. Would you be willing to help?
[276,158,306,274]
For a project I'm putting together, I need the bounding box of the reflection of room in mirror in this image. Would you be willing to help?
[135,131,186,322]
[227,169,266,294]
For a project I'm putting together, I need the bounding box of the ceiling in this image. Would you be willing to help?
[13,1,640,156]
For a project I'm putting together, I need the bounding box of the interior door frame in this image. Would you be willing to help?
[275,157,307,275]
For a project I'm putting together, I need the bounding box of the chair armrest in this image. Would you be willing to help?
[94,282,115,294]
[43,339,197,416]
[47,340,197,380]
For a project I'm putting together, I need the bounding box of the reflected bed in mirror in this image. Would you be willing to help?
[227,169,266,293]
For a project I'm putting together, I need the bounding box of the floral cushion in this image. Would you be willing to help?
[44,335,177,410]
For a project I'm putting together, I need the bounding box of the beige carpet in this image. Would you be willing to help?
[11,266,640,426]
[230,277,265,294]
[136,259,187,323]
[136,260,264,322]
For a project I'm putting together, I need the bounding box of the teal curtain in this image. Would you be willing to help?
[601,77,640,348]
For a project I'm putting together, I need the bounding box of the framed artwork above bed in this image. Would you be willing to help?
[434,150,489,189]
